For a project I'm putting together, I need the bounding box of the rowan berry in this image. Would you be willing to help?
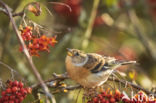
[0,80,32,103]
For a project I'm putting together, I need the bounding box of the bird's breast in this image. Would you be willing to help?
[65,56,111,88]
[65,56,89,80]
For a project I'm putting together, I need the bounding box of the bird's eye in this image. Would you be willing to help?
[75,52,79,56]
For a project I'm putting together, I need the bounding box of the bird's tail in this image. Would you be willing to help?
[116,60,136,65]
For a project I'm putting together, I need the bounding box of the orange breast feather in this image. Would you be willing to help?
[65,56,90,83]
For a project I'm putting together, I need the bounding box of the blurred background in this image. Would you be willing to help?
[0,0,156,102]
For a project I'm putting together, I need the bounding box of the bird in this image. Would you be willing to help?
[65,48,136,88]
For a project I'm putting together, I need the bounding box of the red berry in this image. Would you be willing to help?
[93,97,98,102]
[6,88,12,94]
[106,94,111,98]
[4,96,9,101]
[123,98,130,102]
[8,100,14,103]
[20,88,27,94]
[17,92,22,97]
[9,95,15,100]
[14,99,19,103]
[101,92,106,97]
[12,87,18,93]
[19,97,24,101]
[101,98,106,102]
[13,81,19,86]
[110,97,115,103]
[98,94,103,99]
[1,91,6,96]
[18,82,23,88]
[105,100,109,103]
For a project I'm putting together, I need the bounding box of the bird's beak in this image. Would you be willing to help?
[66,48,73,56]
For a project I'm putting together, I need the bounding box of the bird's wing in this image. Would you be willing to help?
[84,53,108,73]
[87,54,136,74]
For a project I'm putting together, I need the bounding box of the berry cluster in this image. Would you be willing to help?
[87,89,156,103]
[20,26,57,56]
[27,35,57,56]
[0,80,32,103]
[21,26,33,41]
[87,89,123,103]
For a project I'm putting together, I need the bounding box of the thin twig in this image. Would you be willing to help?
[0,61,17,73]
[32,73,69,89]
[0,0,56,103]
[0,7,24,17]
[0,61,17,80]
[108,77,156,96]
[12,11,24,17]
[32,73,81,95]
[51,85,81,94]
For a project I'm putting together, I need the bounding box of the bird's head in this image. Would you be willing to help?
[66,48,88,66]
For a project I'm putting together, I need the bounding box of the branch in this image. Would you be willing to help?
[32,73,81,95]
[108,77,156,96]
[51,85,81,94]
[32,73,69,89]
[0,1,56,103]
[31,73,156,97]
[12,11,24,17]
[0,7,24,17]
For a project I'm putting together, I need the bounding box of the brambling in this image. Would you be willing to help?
[65,48,136,88]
